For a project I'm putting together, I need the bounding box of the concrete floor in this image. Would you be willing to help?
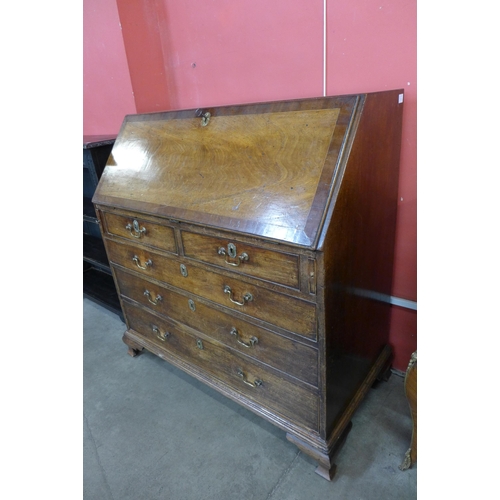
[83,298,417,499]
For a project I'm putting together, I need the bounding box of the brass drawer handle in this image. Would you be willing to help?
[133,255,152,270]
[152,325,170,342]
[218,244,249,267]
[230,327,258,348]
[223,285,253,306]
[237,368,262,387]
[144,290,162,305]
[125,220,146,238]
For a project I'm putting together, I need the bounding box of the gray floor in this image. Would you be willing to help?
[83,298,417,499]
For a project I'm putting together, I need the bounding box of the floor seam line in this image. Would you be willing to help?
[266,449,300,499]
[84,411,115,500]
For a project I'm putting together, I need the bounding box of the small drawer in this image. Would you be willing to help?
[102,211,176,253]
[114,267,318,386]
[122,301,319,431]
[106,239,317,340]
[182,231,299,288]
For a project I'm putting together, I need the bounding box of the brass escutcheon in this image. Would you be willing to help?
[196,108,211,126]
[196,339,204,350]
[217,243,249,267]
[125,219,146,238]
[188,299,196,312]
[200,112,210,126]
[180,264,188,277]
[228,243,237,258]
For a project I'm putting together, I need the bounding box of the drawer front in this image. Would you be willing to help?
[182,231,299,288]
[103,211,177,253]
[114,267,318,386]
[106,239,317,340]
[122,301,319,430]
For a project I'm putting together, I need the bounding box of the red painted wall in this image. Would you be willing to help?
[84,0,417,370]
[83,0,136,135]
[325,1,417,371]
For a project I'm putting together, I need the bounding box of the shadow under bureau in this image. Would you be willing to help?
[92,91,404,480]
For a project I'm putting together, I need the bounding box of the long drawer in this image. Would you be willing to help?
[106,239,317,340]
[114,267,318,386]
[122,300,319,431]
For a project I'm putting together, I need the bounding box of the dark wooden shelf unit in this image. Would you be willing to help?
[84,266,123,313]
[83,233,110,272]
[84,196,97,222]
[83,135,123,320]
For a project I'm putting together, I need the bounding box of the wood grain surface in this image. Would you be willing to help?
[103,211,177,253]
[106,238,317,339]
[181,230,299,288]
[114,266,318,386]
[93,91,404,481]
[122,300,319,430]
[93,97,356,247]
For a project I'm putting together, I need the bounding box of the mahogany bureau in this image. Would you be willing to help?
[92,90,404,480]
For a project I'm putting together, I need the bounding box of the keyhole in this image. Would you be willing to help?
[228,243,237,259]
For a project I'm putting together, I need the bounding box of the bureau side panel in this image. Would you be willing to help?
[319,90,404,439]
